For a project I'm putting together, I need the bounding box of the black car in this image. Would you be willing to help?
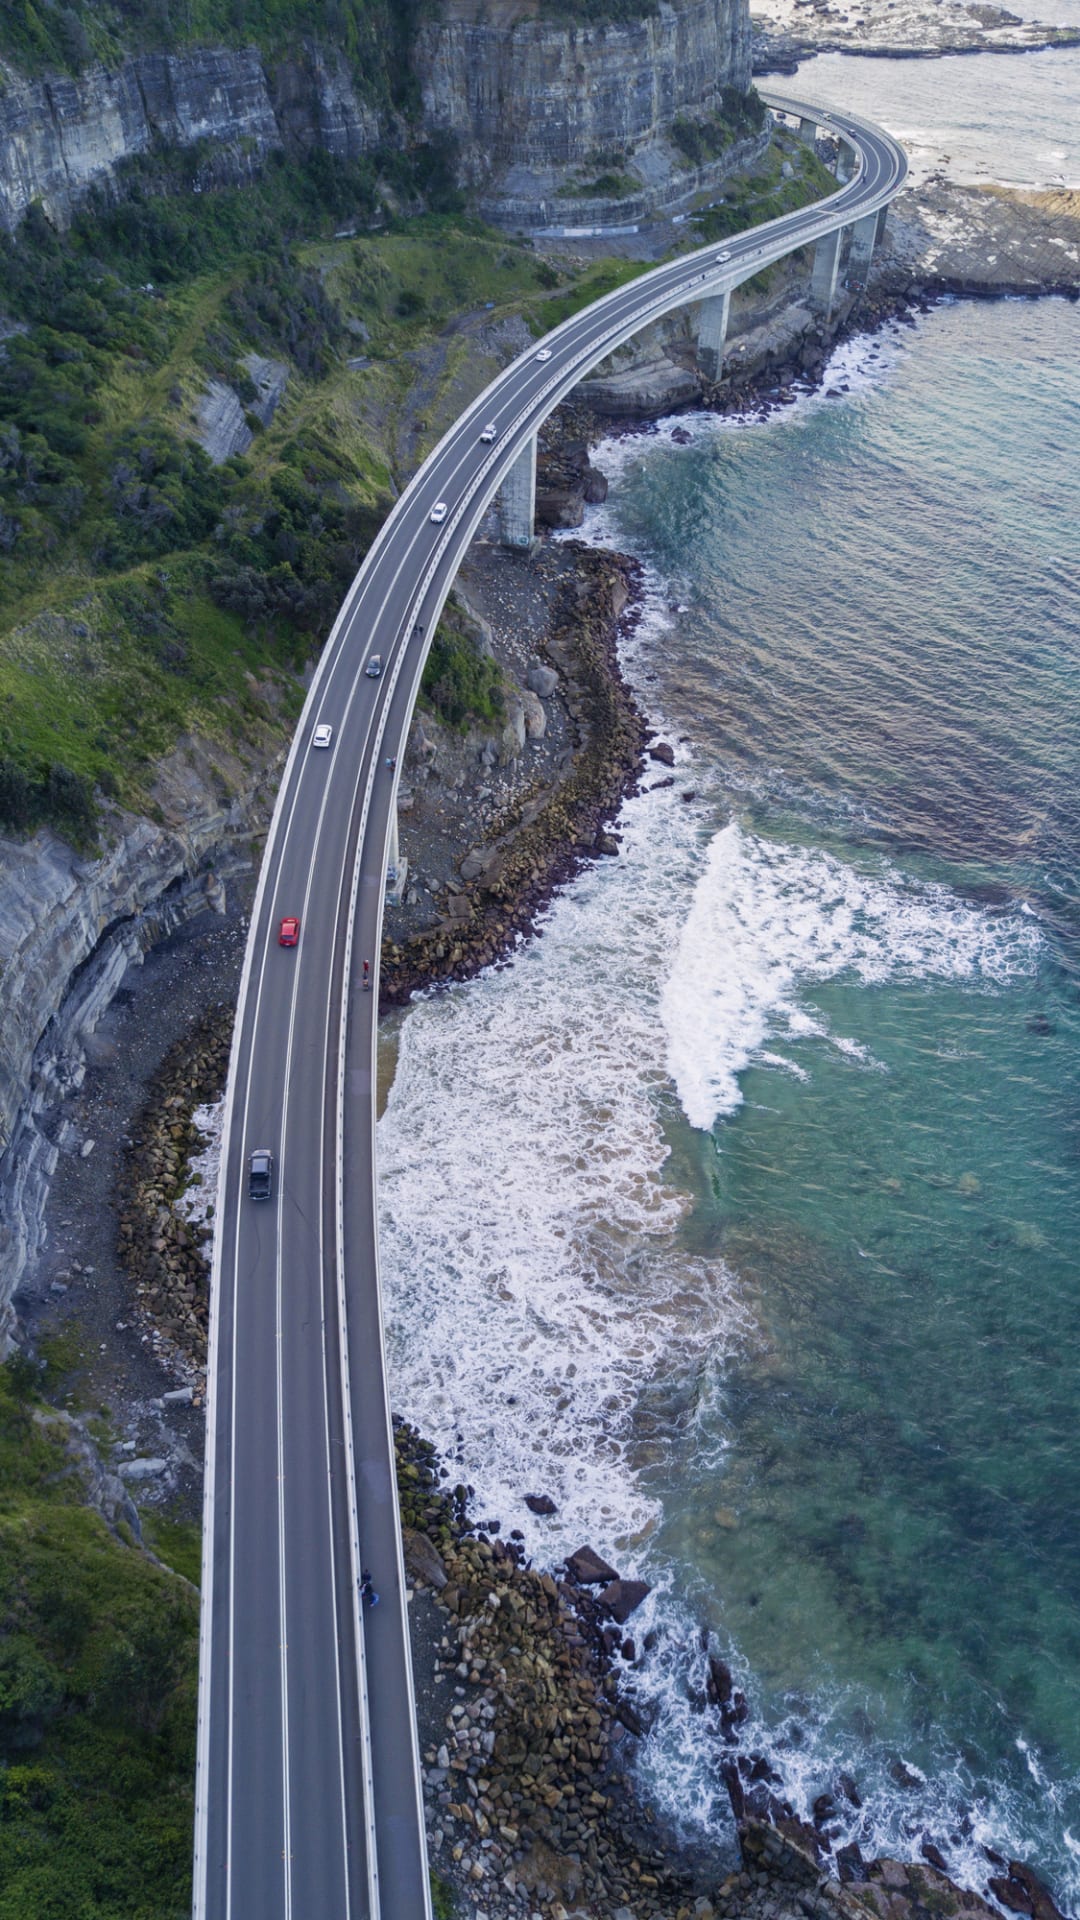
[248,1148,273,1200]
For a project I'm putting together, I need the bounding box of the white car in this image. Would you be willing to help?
[535,348,552,362]
[430,501,448,523]
[479,423,497,443]
[312,724,333,749]
[717,248,731,261]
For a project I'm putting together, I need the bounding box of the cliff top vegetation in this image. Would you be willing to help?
[0,0,672,93]
[0,139,591,841]
[0,0,416,103]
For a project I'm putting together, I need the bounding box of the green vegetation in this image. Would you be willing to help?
[0,1356,198,1919]
[528,257,649,336]
[0,0,420,113]
[565,171,640,201]
[142,1510,203,1588]
[687,135,839,250]
[420,602,505,731]
[0,153,562,838]
[431,1868,456,1919]
[670,85,768,167]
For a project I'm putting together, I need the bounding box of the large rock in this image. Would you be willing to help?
[598,1577,650,1623]
[566,1544,619,1585]
[577,357,704,420]
[520,690,546,740]
[527,664,559,698]
[536,487,585,530]
[403,1527,448,1591]
[196,380,254,464]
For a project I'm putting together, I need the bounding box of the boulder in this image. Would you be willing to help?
[566,1544,618,1584]
[706,1655,733,1706]
[648,740,676,766]
[593,832,620,856]
[525,1493,557,1516]
[520,689,546,740]
[989,1864,1069,1920]
[536,487,585,529]
[403,1526,448,1591]
[527,664,559,698]
[598,1577,650,1624]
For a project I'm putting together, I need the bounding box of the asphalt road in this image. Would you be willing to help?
[192,95,907,1920]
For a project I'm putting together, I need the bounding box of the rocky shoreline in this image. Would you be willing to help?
[394,1420,1071,1920]
[379,545,651,1009]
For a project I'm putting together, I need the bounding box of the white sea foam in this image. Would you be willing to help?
[662,824,1042,1131]
[379,778,753,1564]
[379,335,1059,1900]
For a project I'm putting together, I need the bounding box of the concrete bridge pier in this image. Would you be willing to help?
[386,802,407,902]
[810,224,843,316]
[499,434,537,548]
[847,209,878,288]
[835,139,857,183]
[798,116,818,147]
[696,288,731,382]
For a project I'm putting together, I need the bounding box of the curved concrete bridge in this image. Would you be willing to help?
[192,94,906,1920]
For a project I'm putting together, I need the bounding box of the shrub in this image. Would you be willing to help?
[420,612,504,730]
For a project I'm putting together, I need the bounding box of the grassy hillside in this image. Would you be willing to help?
[0,157,568,839]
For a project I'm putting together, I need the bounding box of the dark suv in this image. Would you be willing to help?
[248,1148,273,1200]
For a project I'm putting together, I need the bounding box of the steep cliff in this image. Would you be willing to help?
[0,731,283,1336]
[0,0,755,235]
[417,0,753,222]
[0,42,383,233]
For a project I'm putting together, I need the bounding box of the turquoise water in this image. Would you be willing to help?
[605,297,1080,1895]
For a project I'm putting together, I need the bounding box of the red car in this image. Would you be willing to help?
[278,916,300,948]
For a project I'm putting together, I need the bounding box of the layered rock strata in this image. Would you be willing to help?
[417,0,757,226]
[0,43,382,233]
[0,733,281,1337]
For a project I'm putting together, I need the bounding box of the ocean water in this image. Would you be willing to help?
[793,47,1080,186]
[378,293,1080,1906]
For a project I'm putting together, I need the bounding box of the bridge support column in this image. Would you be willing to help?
[847,210,878,289]
[499,434,537,549]
[810,225,843,318]
[798,116,818,147]
[386,804,408,902]
[696,289,731,382]
[876,202,890,246]
[835,138,857,183]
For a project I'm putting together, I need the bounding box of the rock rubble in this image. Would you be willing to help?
[115,1005,233,1391]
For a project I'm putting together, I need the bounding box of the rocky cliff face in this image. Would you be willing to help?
[0,732,282,1342]
[0,0,754,236]
[416,0,752,220]
[0,42,382,233]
